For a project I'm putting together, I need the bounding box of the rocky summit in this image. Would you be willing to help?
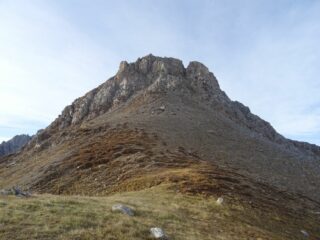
[0,55,320,239]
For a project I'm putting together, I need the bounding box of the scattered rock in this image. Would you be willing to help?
[13,187,31,197]
[0,187,31,197]
[111,204,134,216]
[150,227,168,239]
[7,161,16,167]
[216,197,224,205]
[159,105,165,111]
[300,230,309,238]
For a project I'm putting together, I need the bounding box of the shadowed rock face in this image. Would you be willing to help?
[0,134,31,157]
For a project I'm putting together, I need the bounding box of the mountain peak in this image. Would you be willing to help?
[33,55,320,161]
[2,55,320,208]
[46,55,225,131]
[117,54,185,77]
[116,54,216,81]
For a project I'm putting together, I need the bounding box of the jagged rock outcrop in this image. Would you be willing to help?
[0,134,31,157]
[47,55,224,130]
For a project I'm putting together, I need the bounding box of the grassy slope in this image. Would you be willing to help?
[1,97,320,239]
[1,185,319,240]
[1,125,320,239]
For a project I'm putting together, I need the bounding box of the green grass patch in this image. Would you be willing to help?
[0,185,318,240]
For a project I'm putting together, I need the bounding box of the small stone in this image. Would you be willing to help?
[159,105,165,111]
[216,197,224,205]
[8,161,16,166]
[300,230,309,238]
[150,227,167,239]
[13,187,31,197]
[111,204,134,216]
[0,187,31,197]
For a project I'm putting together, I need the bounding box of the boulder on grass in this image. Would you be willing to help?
[150,227,168,239]
[111,204,134,216]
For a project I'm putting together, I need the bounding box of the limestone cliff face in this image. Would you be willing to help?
[0,134,31,157]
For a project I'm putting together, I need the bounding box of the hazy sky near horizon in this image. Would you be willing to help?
[0,0,320,145]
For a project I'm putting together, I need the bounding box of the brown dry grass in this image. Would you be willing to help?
[1,126,320,239]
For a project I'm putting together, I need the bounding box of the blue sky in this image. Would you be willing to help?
[0,0,319,145]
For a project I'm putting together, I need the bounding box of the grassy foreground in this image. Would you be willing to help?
[0,185,318,240]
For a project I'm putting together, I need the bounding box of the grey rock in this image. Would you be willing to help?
[0,187,31,197]
[0,134,32,157]
[12,186,31,197]
[159,105,166,111]
[216,197,224,205]
[150,227,168,239]
[300,229,309,238]
[111,204,134,216]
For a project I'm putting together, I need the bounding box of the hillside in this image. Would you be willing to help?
[0,55,319,239]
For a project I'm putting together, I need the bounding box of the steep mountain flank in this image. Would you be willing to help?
[32,54,320,157]
[0,134,31,157]
[1,55,320,200]
[1,55,320,239]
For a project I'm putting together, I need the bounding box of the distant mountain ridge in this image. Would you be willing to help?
[0,134,32,157]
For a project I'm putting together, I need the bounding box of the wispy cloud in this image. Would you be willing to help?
[0,0,319,145]
[0,0,120,139]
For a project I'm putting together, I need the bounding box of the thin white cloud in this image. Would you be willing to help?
[0,0,120,132]
[0,0,319,146]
